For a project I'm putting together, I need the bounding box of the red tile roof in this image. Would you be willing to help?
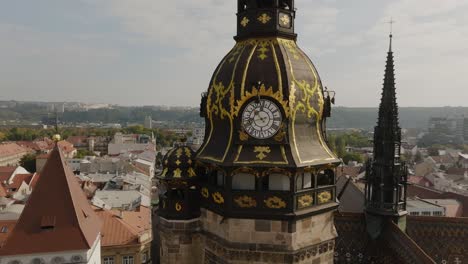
[445,167,468,176]
[0,167,16,183]
[94,206,151,247]
[0,146,101,256]
[57,140,76,154]
[0,143,28,158]
[2,173,32,196]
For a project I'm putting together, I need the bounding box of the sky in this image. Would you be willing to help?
[0,0,467,107]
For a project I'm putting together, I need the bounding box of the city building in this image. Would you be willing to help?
[0,143,30,167]
[0,166,38,201]
[144,116,153,129]
[95,206,152,263]
[407,198,445,216]
[0,145,102,263]
[108,133,156,156]
[458,153,468,169]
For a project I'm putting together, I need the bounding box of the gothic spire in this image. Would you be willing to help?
[377,33,399,133]
[365,33,408,238]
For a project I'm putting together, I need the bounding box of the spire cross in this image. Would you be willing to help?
[387,18,395,35]
[386,18,395,51]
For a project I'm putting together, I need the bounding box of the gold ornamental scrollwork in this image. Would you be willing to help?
[264,196,287,209]
[234,195,257,208]
[201,187,209,199]
[173,168,182,178]
[208,81,233,120]
[258,13,272,24]
[297,194,314,209]
[188,167,196,177]
[318,191,332,204]
[240,17,250,27]
[212,192,225,204]
[234,83,290,118]
[254,146,271,160]
[239,130,249,141]
[273,123,286,142]
[175,202,182,212]
[291,80,321,120]
[257,41,270,60]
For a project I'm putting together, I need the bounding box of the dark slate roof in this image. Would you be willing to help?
[334,213,435,264]
[407,216,468,264]
[336,176,365,213]
[158,145,197,180]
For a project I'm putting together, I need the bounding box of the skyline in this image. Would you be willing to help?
[0,0,467,107]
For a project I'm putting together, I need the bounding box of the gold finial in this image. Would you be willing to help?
[52,134,62,142]
[52,110,61,142]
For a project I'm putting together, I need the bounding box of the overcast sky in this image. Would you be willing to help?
[0,0,467,107]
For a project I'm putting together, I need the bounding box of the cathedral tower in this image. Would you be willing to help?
[196,1,340,263]
[364,34,408,238]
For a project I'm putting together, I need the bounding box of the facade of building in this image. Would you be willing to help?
[108,133,156,156]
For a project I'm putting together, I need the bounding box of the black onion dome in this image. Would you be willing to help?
[197,37,340,168]
[159,145,197,179]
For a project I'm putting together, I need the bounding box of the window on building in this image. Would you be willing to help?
[409,212,420,216]
[421,211,431,216]
[141,252,148,263]
[432,211,443,216]
[122,256,134,264]
[216,170,225,187]
[103,257,114,264]
[296,172,314,191]
[0,226,7,233]
[317,169,334,187]
[267,173,290,191]
[232,173,256,190]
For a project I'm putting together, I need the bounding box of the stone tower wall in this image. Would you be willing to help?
[158,217,203,264]
[200,209,336,264]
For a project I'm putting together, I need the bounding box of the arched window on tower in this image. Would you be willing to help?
[232,173,256,190]
[279,0,291,10]
[317,169,335,187]
[296,172,314,191]
[209,170,225,187]
[267,173,290,191]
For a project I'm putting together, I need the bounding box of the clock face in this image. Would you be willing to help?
[242,99,282,139]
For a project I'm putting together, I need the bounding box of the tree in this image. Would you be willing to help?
[342,152,363,164]
[335,136,346,158]
[20,153,37,173]
[76,149,95,158]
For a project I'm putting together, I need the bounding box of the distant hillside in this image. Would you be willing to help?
[329,107,468,129]
[1,102,468,129]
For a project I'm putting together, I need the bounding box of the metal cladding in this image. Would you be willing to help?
[159,145,198,180]
[197,37,340,168]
